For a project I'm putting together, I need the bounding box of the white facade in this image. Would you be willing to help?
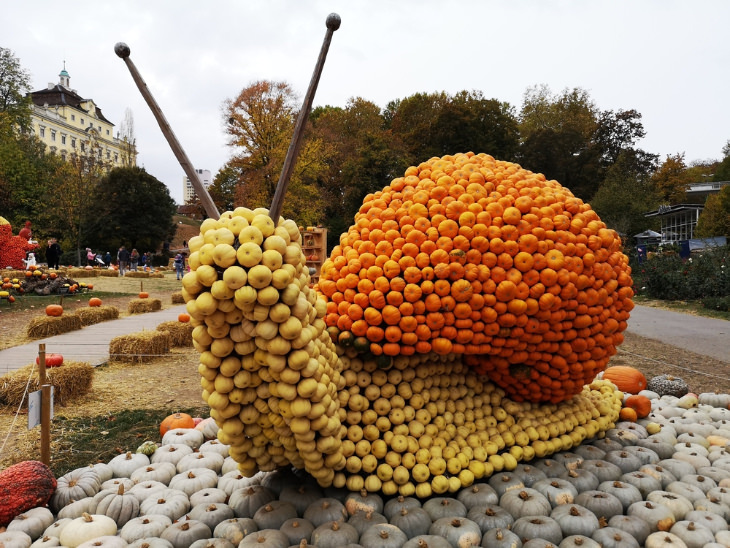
[183,169,212,203]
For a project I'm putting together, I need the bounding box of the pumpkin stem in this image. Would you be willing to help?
[451,518,462,526]
[82,512,93,522]
[379,530,390,539]
[331,521,340,531]
[495,529,504,540]
[117,484,125,495]
[180,522,190,531]
[569,506,580,516]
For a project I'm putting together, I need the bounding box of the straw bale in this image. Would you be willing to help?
[74,305,120,327]
[1,269,26,279]
[156,320,194,347]
[109,330,171,363]
[128,298,162,314]
[171,291,185,304]
[66,268,98,278]
[26,314,82,339]
[0,361,93,407]
[149,272,165,279]
[124,271,149,278]
[98,269,120,277]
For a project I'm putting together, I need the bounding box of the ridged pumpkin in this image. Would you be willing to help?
[318,153,633,403]
[159,412,195,436]
[624,394,652,418]
[603,366,647,394]
[89,297,103,307]
[45,304,63,317]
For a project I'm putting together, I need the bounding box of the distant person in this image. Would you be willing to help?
[86,248,96,266]
[118,246,130,276]
[145,252,154,272]
[174,252,184,280]
[46,238,61,270]
[103,251,112,266]
[130,249,139,271]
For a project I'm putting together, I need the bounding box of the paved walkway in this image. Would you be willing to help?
[626,304,729,363]
[0,305,187,376]
[1,303,726,377]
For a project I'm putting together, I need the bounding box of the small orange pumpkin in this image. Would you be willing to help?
[89,297,103,307]
[624,394,652,418]
[139,292,149,299]
[160,412,195,436]
[619,407,638,422]
[178,313,191,323]
[602,366,647,394]
[45,304,63,317]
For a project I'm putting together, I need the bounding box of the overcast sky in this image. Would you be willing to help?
[5,1,729,205]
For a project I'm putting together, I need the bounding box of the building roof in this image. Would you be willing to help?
[644,203,704,217]
[29,84,113,125]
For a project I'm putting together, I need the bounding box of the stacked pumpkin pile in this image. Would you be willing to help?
[172,152,639,496]
[318,153,633,404]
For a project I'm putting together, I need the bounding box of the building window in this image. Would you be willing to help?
[71,138,76,148]
[81,142,85,152]
[106,129,110,136]
[98,125,101,131]
[61,151,67,161]
[114,153,118,163]
[106,150,111,159]
[81,118,84,125]
[40,126,45,138]
[71,114,75,121]
[61,134,66,145]
[51,130,56,141]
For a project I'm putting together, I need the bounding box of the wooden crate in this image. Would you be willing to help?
[301,227,327,285]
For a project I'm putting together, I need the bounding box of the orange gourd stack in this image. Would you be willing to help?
[317,153,633,403]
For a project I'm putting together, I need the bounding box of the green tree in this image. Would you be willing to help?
[651,153,691,204]
[0,47,32,129]
[84,166,177,253]
[590,150,661,239]
[696,185,730,238]
[208,162,238,212]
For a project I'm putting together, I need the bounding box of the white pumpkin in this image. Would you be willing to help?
[59,513,117,548]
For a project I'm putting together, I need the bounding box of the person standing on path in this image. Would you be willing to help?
[46,238,61,269]
[130,249,139,271]
[118,246,130,276]
[174,252,184,280]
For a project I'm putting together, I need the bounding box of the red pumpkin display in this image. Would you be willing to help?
[35,354,64,367]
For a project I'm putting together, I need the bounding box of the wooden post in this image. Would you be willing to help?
[269,13,341,223]
[38,344,51,465]
[114,42,220,220]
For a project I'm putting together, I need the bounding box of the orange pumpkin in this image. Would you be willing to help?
[602,366,647,394]
[160,412,195,436]
[624,394,652,418]
[619,407,638,422]
[178,313,191,323]
[36,353,64,367]
[89,297,103,307]
[45,304,63,317]
[139,292,149,299]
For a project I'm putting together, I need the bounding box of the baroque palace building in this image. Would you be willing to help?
[27,66,136,168]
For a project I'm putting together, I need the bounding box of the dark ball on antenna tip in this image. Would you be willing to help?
[114,42,131,58]
[326,13,341,30]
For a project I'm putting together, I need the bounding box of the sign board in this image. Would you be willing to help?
[28,387,54,430]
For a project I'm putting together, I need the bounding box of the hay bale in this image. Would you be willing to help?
[109,330,171,363]
[0,361,93,407]
[149,272,165,279]
[156,320,194,347]
[98,269,119,277]
[171,291,185,304]
[74,305,120,327]
[128,298,162,314]
[1,269,26,279]
[66,268,98,278]
[26,314,82,339]
[124,271,149,278]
